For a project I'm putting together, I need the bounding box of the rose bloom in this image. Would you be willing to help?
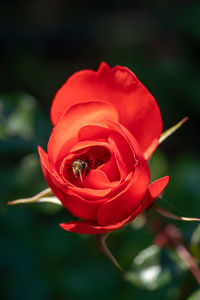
[38,62,169,234]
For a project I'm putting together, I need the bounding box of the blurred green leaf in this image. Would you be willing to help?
[124,245,171,290]
[164,157,200,218]
[124,243,187,291]
[130,214,147,230]
[186,289,200,300]
[0,93,35,139]
[190,224,200,259]
[0,92,51,155]
[5,95,35,139]
[149,150,169,182]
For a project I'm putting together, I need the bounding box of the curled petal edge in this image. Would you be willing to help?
[60,176,170,234]
[51,62,163,159]
[59,219,131,235]
[142,175,170,211]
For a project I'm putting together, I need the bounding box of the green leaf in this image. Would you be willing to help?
[148,149,169,182]
[0,92,51,154]
[190,224,200,259]
[186,289,200,300]
[124,245,171,290]
[0,94,35,140]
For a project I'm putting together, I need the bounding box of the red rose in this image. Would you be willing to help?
[38,62,169,234]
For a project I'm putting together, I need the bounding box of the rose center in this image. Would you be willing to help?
[65,145,111,184]
[71,159,89,182]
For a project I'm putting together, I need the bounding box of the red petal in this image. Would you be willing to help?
[57,189,106,221]
[38,146,104,221]
[60,201,144,234]
[59,177,169,234]
[38,146,68,199]
[78,120,141,181]
[142,176,169,211]
[97,153,150,226]
[51,62,162,157]
[78,169,113,189]
[48,100,119,166]
[59,140,117,188]
[78,124,121,181]
[60,219,127,234]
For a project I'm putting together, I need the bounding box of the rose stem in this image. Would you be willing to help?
[154,224,200,285]
[96,233,125,272]
[175,243,200,285]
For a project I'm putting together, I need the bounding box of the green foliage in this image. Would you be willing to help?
[190,224,200,259]
[124,245,171,290]
[186,289,200,300]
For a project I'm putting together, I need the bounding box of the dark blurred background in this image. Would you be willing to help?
[0,1,200,299]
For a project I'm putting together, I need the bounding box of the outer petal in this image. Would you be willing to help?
[59,220,128,234]
[60,201,144,234]
[97,145,150,226]
[141,176,169,211]
[38,146,70,207]
[59,176,169,234]
[38,146,104,221]
[97,164,149,226]
[51,62,162,158]
[57,188,106,221]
